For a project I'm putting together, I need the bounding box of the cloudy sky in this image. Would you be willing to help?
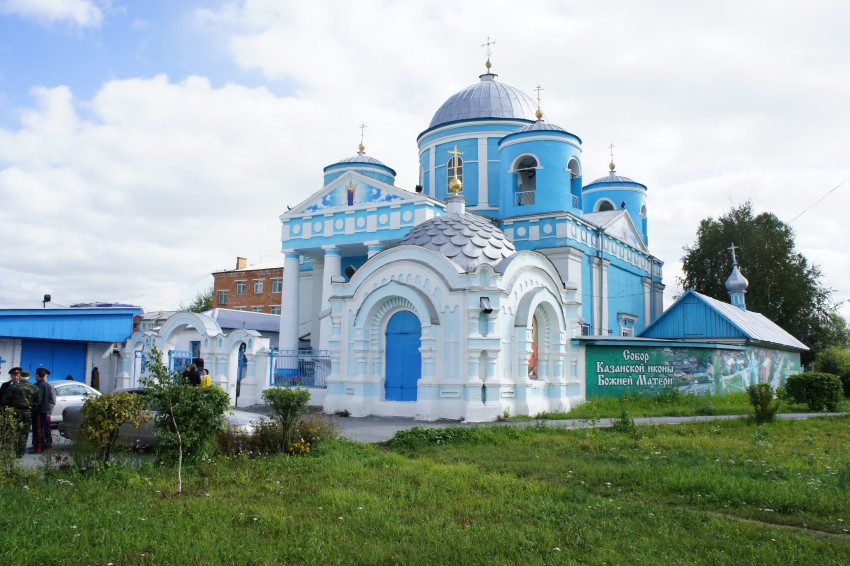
[1,0,848,321]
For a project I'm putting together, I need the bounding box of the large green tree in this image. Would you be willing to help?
[680,201,848,364]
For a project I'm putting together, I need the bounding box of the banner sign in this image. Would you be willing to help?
[585,345,801,398]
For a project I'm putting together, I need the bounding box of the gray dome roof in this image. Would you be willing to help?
[330,151,389,168]
[513,120,567,133]
[725,265,749,293]
[428,73,538,129]
[324,150,396,176]
[400,210,517,272]
[585,170,647,189]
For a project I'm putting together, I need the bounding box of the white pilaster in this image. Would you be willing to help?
[280,252,301,351]
[319,246,341,352]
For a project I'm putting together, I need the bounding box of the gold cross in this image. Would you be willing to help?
[481,37,496,60]
[448,144,463,160]
[358,123,367,151]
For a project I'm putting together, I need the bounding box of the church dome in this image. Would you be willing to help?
[428,73,538,129]
[325,151,396,174]
[584,171,646,189]
[725,265,749,293]
[400,197,517,272]
[513,120,568,134]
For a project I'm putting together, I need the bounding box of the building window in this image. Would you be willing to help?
[234,306,246,311]
[253,279,264,294]
[270,305,281,315]
[217,290,228,305]
[618,313,638,337]
[236,280,246,295]
[447,155,463,186]
[514,155,538,206]
[251,306,263,313]
[597,200,615,212]
[271,278,283,293]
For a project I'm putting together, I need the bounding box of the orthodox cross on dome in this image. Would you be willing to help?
[358,123,367,152]
[728,242,738,265]
[608,142,616,172]
[448,144,463,194]
[534,84,544,120]
[481,36,496,72]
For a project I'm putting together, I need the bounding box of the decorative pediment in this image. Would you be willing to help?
[284,172,421,217]
[584,210,647,252]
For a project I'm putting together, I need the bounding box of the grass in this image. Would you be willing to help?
[1,416,849,564]
[549,390,850,420]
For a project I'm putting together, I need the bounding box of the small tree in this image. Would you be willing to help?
[261,387,310,452]
[179,285,214,313]
[747,383,779,424]
[142,347,230,493]
[80,391,148,464]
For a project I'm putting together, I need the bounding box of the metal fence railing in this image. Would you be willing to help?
[269,349,330,389]
[515,190,535,206]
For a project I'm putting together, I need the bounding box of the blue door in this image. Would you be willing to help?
[21,339,86,382]
[385,311,422,401]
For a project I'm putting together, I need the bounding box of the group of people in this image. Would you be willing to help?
[182,363,212,387]
[1,366,57,458]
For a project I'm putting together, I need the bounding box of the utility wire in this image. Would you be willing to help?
[789,176,849,224]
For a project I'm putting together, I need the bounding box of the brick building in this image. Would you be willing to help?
[212,257,284,314]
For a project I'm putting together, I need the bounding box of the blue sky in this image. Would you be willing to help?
[1,0,848,322]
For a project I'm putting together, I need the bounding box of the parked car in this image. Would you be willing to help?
[58,387,257,448]
[51,381,101,425]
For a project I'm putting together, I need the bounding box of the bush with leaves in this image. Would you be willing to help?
[261,387,310,452]
[783,372,843,412]
[840,368,850,399]
[814,346,850,376]
[142,348,231,462]
[747,383,779,424]
[0,407,21,476]
[80,391,149,464]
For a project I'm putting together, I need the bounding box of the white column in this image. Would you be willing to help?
[365,241,385,259]
[319,246,341,352]
[280,252,301,352]
[478,135,488,207]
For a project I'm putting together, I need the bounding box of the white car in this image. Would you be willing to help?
[51,381,101,424]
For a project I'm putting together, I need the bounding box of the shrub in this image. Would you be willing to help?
[840,368,850,399]
[143,347,231,462]
[261,387,311,452]
[80,391,149,464]
[784,373,843,412]
[813,346,850,376]
[747,383,778,424]
[0,407,21,476]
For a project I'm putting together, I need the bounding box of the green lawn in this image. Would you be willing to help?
[555,390,850,420]
[1,415,849,564]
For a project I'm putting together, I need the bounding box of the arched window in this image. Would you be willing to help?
[640,204,647,218]
[597,199,615,212]
[447,156,463,185]
[514,155,538,206]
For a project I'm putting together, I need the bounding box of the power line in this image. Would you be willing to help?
[789,176,849,224]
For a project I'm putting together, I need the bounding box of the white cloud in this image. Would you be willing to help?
[0,0,103,28]
[2,0,849,324]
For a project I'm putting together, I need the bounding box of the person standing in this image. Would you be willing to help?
[0,367,22,402]
[2,368,38,458]
[31,368,57,453]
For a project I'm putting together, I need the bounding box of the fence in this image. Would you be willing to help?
[269,349,330,389]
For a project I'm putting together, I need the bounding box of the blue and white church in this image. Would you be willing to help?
[276,60,665,421]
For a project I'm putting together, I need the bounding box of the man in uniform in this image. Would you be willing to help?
[1,368,38,458]
[31,368,57,453]
[0,366,21,402]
